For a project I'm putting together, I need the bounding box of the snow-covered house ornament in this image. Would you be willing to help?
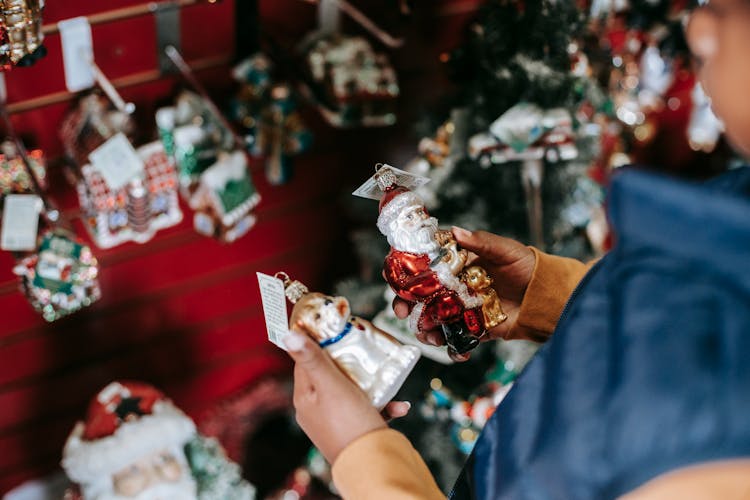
[468,103,578,167]
[189,151,260,243]
[306,35,399,127]
[77,141,182,248]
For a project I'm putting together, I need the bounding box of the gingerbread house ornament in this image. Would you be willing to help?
[77,141,182,248]
[189,151,260,243]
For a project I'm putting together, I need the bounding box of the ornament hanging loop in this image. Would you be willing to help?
[274,271,291,285]
[274,271,309,304]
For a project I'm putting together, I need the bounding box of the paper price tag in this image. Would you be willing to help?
[58,17,94,92]
[1,195,43,251]
[352,164,430,201]
[88,133,145,190]
[257,272,291,350]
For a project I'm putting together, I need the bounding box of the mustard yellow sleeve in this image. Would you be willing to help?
[332,428,445,500]
[510,247,595,342]
[619,460,750,499]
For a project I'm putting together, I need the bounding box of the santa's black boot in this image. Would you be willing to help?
[442,322,480,354]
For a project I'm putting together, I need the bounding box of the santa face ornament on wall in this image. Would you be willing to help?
[61,381,256,500]
[353,165,508,358]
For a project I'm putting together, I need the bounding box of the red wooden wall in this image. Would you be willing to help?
[0,0,480,494]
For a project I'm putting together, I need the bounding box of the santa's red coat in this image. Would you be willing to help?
[383,249,481,333]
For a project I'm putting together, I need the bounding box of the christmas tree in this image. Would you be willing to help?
[334,0,607,491]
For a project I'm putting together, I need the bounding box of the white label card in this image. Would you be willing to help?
[58,16,95,92]
[352,164,430,201]
[88,133,145,190]
[257,272,291,350]
[1,195,43,251]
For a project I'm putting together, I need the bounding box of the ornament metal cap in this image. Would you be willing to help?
[275,272,308,304]
[375,163,398,191]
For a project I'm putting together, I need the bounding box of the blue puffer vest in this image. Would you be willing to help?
[451,167,750,499]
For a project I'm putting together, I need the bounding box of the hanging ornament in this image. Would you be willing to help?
[419,375,514,456]
[267,447,338,500]
[251,84,312,186]
[61,381,255,500]
[77,141,182,248]
[0,0,46,71]
[590,0,630,18]
[278,272,420,409]
[687,83,724,153]
[0,139,46,195]
[59,93,136,169]
[189,151,259,243]
[157,91,235,192]
[638,45,673,109]
[403,108,471,210]
[13,229,101,322]
[468,103,578,167]
[230,54,273,144]
[231,55,312,185]
[304,35,399,128]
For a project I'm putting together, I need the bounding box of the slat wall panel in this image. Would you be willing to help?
[0,243,330,391]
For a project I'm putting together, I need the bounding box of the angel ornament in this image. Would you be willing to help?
[279,273,420,409]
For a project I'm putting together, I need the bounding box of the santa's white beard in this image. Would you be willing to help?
[389,217,440,256]
[90,474,197,500]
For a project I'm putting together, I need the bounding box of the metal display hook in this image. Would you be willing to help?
[0,103,60,226]
[300,0,405,48]
[164,45,248,151]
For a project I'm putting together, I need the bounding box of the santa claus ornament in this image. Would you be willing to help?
[353,165,507,356]
[265,272,419,409]
[62,381,255,500]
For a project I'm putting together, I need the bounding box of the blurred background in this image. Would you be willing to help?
[0,1,741,498]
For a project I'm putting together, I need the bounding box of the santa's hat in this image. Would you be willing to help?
[375,169,424,237]
[62,381,196,485]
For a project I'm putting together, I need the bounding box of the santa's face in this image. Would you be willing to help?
[388,204,439,255]
[94,449,197,500]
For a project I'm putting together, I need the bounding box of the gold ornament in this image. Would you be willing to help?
[1,0,44,68]
[460,265,508,329]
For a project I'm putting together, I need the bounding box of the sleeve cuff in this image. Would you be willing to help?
[509,247,592,341]
[332,428,445,499]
